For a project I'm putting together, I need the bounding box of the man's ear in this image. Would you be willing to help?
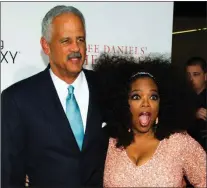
[40,37,50,55]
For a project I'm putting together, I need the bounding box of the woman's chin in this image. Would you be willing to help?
[133,126,153,134]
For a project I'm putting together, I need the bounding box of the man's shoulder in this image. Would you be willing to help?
[83,68,95,76]
[197,88,206,106]
[200,88,206,97]
[82,68,102,95]
[2,68,48,96]
[83,68,98,83]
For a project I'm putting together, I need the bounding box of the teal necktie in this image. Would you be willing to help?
[66,85,84,150]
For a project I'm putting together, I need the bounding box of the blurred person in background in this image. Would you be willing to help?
[186,57,207,151]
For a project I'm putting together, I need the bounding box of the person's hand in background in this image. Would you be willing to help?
[196,108,207,121]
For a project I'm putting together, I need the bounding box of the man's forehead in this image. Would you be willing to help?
[187,65,203,71]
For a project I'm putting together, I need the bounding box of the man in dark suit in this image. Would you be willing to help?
[186,57,206,151]
[2,5,108,187]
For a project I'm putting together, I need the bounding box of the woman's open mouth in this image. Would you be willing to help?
[138,112,152,127]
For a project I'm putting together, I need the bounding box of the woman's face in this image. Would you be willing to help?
[128,77,160,134]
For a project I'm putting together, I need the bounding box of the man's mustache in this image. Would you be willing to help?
[67,52,82,61]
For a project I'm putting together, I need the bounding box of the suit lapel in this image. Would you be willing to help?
[37,67,80,153]
[82,70,102,151]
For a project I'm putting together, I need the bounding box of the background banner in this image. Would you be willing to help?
[1,2,174,91]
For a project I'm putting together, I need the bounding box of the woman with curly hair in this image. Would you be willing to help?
[93,54,206,187]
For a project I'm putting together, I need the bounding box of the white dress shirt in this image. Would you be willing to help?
[49,69,89,132]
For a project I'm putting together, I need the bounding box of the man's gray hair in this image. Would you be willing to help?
[42,5,86,42]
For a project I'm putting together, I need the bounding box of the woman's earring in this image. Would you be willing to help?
[128,128,131,133]
[153,117,159,133]
[155,117,159,125]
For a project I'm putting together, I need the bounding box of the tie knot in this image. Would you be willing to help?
[68,85,74,94]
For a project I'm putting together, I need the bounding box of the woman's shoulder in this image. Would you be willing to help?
[109,137,116,145]
[164,132,203,150]
[108,137,124,152]
[168,132,197,142]
[109,137,118,148]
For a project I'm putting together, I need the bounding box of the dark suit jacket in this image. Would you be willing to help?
[1,66,109,188]
[188,88,207,151]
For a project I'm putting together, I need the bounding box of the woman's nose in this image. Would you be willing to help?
[141,98,150,107]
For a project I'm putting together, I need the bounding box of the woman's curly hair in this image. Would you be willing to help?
[93,53,197,148]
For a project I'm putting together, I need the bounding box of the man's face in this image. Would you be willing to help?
[41,13,86,82]
[186,64,207,94]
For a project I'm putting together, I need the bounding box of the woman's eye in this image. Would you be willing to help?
[131,94,140,100]
[150,94,159,100]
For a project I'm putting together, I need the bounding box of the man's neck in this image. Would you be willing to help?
[50,66,81,84]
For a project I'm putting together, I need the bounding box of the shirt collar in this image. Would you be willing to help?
[49,69,84,95]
